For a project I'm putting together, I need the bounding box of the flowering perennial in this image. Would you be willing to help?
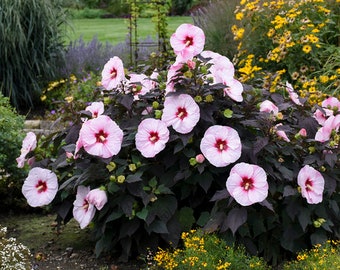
[17,22,339,263]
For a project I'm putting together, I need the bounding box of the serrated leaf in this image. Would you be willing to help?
[136,207,148,220]
[197,211,210,227]
[106,211,123,223]
[210,189,229,202]
[225,208,247,235]
[178,207,195,231]
[126,171,143,183]
[297,209,311,231]
[107,182,120,194]
[147,219,168,234]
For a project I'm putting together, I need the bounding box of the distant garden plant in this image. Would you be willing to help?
[0,93,26,211]
[0,225,31,270]
[232,0,340,105]
[0,0,67,111]
[17,22,339,267]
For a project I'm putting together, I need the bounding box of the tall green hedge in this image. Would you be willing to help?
[0,0,67,111]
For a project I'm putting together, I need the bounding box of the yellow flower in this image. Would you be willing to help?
[235,12,244,20]
[267,28,275,38]
[302,45,312,53]
[40,95,47,102]
[64,96,74,103]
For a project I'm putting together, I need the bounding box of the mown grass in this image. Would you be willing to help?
[65,16,193,45]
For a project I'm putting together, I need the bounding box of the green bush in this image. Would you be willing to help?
[0,0,68,111]
[0,225,31,270]
[0,94,27,211]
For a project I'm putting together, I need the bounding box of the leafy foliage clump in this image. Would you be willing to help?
[0,93,26,211]
[0,0,67,111]
[18,20,339,267]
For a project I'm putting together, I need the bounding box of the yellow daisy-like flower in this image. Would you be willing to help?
[302,45,312,53]
[235,12,244,20]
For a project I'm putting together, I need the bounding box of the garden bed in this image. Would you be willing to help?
[0,213,141,269]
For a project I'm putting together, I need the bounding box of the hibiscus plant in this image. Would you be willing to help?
[17,23,339,265]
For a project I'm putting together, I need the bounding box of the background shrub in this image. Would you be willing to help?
[0,94,27,212]
[191,0,239,59]
[0,0,68,112]
[232,0,340,104]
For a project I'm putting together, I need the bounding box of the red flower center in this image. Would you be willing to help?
[241,177,254,191]
[184,36,193,47]
[35,180,47,193]
[110,68,117,79]
[83,199,89,213]
[305,178,313,191]
[176,107,188,120]
[215,138,228,152]
[95,130,108,143]
[149,131,159,144]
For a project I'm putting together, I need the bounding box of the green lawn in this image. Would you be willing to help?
[65,16,193,45]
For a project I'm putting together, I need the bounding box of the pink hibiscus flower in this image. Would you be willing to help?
[219,77,244,102]
[135,118,170,158]
[315,114,340,142]
[259,100,279,116]
[297,165,324,204]
[226,162,268,206]
[85,101,104,118]
[73,186,96,229]
[16,132,37,168]
[165,62,184,94]
[200,125,242,167]
[22,167,58,207]
[170,23,205,63]
[286,82,303,106]
[201,51,243,102]
[101,56,125,90]
[76,115,123,158]
[86,188,108,211]
[274,123,290,142]
[322,96,340,111]
[201,50,235,79]
[161,94,200,134]
[128,73,154,100]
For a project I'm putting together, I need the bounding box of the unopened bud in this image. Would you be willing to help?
[117,175,125,184]
[129,163,137,172]
[195,154,205,163]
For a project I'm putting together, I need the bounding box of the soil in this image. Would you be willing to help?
[0,212,143,270]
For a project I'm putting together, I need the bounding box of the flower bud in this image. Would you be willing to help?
[154,110,162,119]
[276,112,283,120]
[117,175,125,184]
[152,101,159,109]
[103,96,110,105]
[223,109,233,118]
[194,95,203,103]
[187,60,196,69]
[195,154,205,163]
[109,175,116,182]
[189,158,197,166]
[106,162,117,172]
[204,94,214,103]
[308,146,316,154]
[129,163,137,172]
[184,71,193,78]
